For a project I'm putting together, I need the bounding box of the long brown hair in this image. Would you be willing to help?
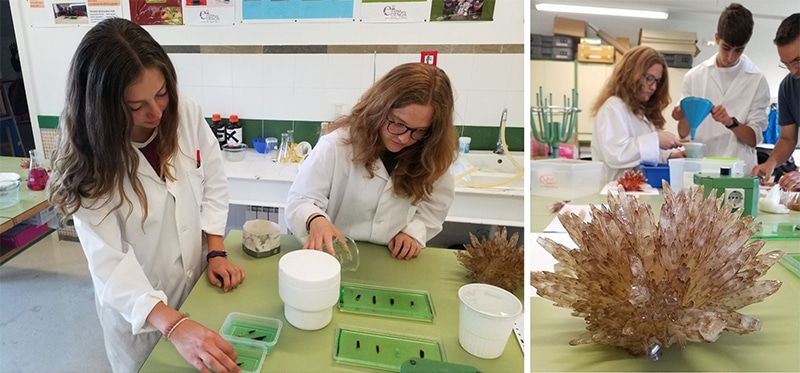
[47,17,180,224]
[591,45,671,129]
[329,63,457,204]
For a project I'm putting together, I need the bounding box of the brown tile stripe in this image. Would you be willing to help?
[162,44,522,54]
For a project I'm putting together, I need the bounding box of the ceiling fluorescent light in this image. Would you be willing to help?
[536,3,668,20]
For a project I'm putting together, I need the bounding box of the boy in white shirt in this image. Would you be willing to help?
[672,2,770,174]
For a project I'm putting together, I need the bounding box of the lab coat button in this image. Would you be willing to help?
[187,270,193,278]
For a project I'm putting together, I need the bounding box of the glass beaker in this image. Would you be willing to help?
[27,149,49,191]
[278,132,291,163]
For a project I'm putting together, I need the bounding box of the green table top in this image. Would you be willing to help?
[530,193,800,371]
[141,231,523,372]
[0,156,49,222]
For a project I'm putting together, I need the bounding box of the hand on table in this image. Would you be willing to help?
[388,232,420,260]
[305,214,346,256]
[169,319,241,373]
[207,257,245,293]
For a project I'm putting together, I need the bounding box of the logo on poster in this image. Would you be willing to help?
[199,10,220,22]
[383,5,407,19]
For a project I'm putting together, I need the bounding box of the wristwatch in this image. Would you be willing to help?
[726,117,740,129]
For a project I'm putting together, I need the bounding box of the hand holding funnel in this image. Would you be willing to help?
[680,97,713,141]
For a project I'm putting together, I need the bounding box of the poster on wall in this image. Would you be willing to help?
[27,0,122,27]
[183,0,235,25]
[360,0,428,23]
[241,0,354,23]
[430,0,495,22]
[130,0,184,25]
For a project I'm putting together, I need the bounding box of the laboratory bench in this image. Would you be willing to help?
[223,149,525,234]
[0,156,54,265]
[529,192,800,371]
[140,231,524,372]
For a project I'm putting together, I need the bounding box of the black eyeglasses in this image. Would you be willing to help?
[643,74,661,87]
[779,57,800,70]
[387,118,430,141]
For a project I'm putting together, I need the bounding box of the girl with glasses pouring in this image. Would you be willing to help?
[590,45,685,182]
[286,63,457,260]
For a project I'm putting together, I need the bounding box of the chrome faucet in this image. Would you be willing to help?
[494,108,508,154]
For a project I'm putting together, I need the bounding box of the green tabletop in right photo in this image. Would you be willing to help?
[529,1,800,372]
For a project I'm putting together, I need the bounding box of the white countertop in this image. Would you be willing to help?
[222,149,524,227]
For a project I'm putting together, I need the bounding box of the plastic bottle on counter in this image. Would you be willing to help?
[211,113,225,149]
[226,114,242,146]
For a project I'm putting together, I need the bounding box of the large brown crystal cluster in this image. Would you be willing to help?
[531,183,784,359]
[456,227,524,293]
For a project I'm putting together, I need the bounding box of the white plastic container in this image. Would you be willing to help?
[278,250,340,331]
[530,159,604,199]
[458,283,522,359]
[668,158,744,190]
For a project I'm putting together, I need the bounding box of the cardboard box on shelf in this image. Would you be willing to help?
[615,37,630,59]
[639,28,699,56]
[578,44,615,64]
[554,16,586,38]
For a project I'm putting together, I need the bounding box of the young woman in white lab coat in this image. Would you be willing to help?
[286,63,457,260]
[47,18,244,373]
[591,46,684,182]
[673,3,770,174]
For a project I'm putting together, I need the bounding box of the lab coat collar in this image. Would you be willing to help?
[703,53,760,75]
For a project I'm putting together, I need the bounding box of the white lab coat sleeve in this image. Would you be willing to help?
[187,98,228,236]
[285,135,336,243]
[594,99,660,169]
[73,206,166,335]
[745,76,771,145]
[402,170,455,248]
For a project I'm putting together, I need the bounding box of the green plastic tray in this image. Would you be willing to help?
[779,253,800,279]
[221,337,267,373]
[219,312,282,352]
[753,222,800,239]
[400,358,480,373]
[339,283,434,321]
[334,327,445,372]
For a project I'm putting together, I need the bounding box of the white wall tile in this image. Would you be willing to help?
[180,85,206,112]
[203,86,234,118]
[465,54,511,91]
[232,87,264,119]
[293,55,329,89]
[506,57,524,93]
[262,87,293,119]
[438,55,474,94]
[262,54,296,88]
[292,88,326,121]
[171,54,203,84]
[324,88,362,119]
[231,54,264,88]
[201,54,233,87]
[325,54,371,89]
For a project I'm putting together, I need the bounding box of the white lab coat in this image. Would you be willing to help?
[73,95,228,372]
[591,96,673,182]
[680,54,770,173]
[286,128,454,248]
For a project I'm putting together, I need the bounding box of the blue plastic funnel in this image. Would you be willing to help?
[680,96,713,140]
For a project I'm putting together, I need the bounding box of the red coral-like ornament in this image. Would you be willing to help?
[617,170,647,191]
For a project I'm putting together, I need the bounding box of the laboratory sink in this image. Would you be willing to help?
[451,151,525,190]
